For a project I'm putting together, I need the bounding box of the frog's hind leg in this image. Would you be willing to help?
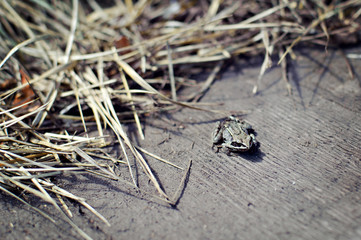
[250,134,258,147]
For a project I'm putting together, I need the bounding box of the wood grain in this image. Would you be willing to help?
[1,47,360,240]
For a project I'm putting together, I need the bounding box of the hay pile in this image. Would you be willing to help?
[1,0,360,238]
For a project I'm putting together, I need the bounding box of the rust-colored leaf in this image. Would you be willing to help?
[114,36,131,55]
[0,78,17,90]
[12,69,35,107]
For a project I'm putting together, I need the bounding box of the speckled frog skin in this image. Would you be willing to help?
[212,116,257,154]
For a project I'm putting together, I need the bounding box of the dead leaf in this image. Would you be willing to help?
[12,69,36,108]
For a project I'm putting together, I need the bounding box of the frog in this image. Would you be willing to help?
[212,116,257,154]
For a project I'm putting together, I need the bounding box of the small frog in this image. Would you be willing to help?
[212,116,257,154]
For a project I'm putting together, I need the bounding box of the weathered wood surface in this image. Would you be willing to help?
[1,47,360,240]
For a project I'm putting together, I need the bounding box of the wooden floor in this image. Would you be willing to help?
[1,47,360,240]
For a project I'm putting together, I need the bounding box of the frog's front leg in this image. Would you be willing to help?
[212,121,223,144]
[212,144,222,153]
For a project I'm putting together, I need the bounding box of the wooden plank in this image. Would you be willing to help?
[1,47,360,239]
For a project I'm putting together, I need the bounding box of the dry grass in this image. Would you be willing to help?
[0,0,360,239]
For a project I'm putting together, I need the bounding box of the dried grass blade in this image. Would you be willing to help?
[190,61,223,102]
[40,179,110,226]
[97,102,167,197]
[170,160,192,206]
[114,56,227,113]
[32,177,94,240]
[79,201,110,226]
[340,50,355,80]
[1,62,76,99]
[74,147,118,179]
[57,193,73,218]
[0,35,50,69]
[1,0,51,66]
[0,184,56,223]
[71,70,138,186]
[166,41,177,101]
[32,81,58,127]
[240,2,291,25]
[85,67,139,186]
[207,0,221,19]
[253,30,273,94]
[279,49,292,95]
[136,146,183,170]
[64,0,79,63]
[114,57,159,94]
[278,7,339,64]
[0,103,48,128]
[132,147,169,199]
[9,172,62,180]
[26,170,101,239]
[0,99,38,113]
[44,133,99,142]
[113,50,145,140]
[0,172,56,204]
[205,22,300,31]
[0,149,56,170]
[120,70,145,139]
